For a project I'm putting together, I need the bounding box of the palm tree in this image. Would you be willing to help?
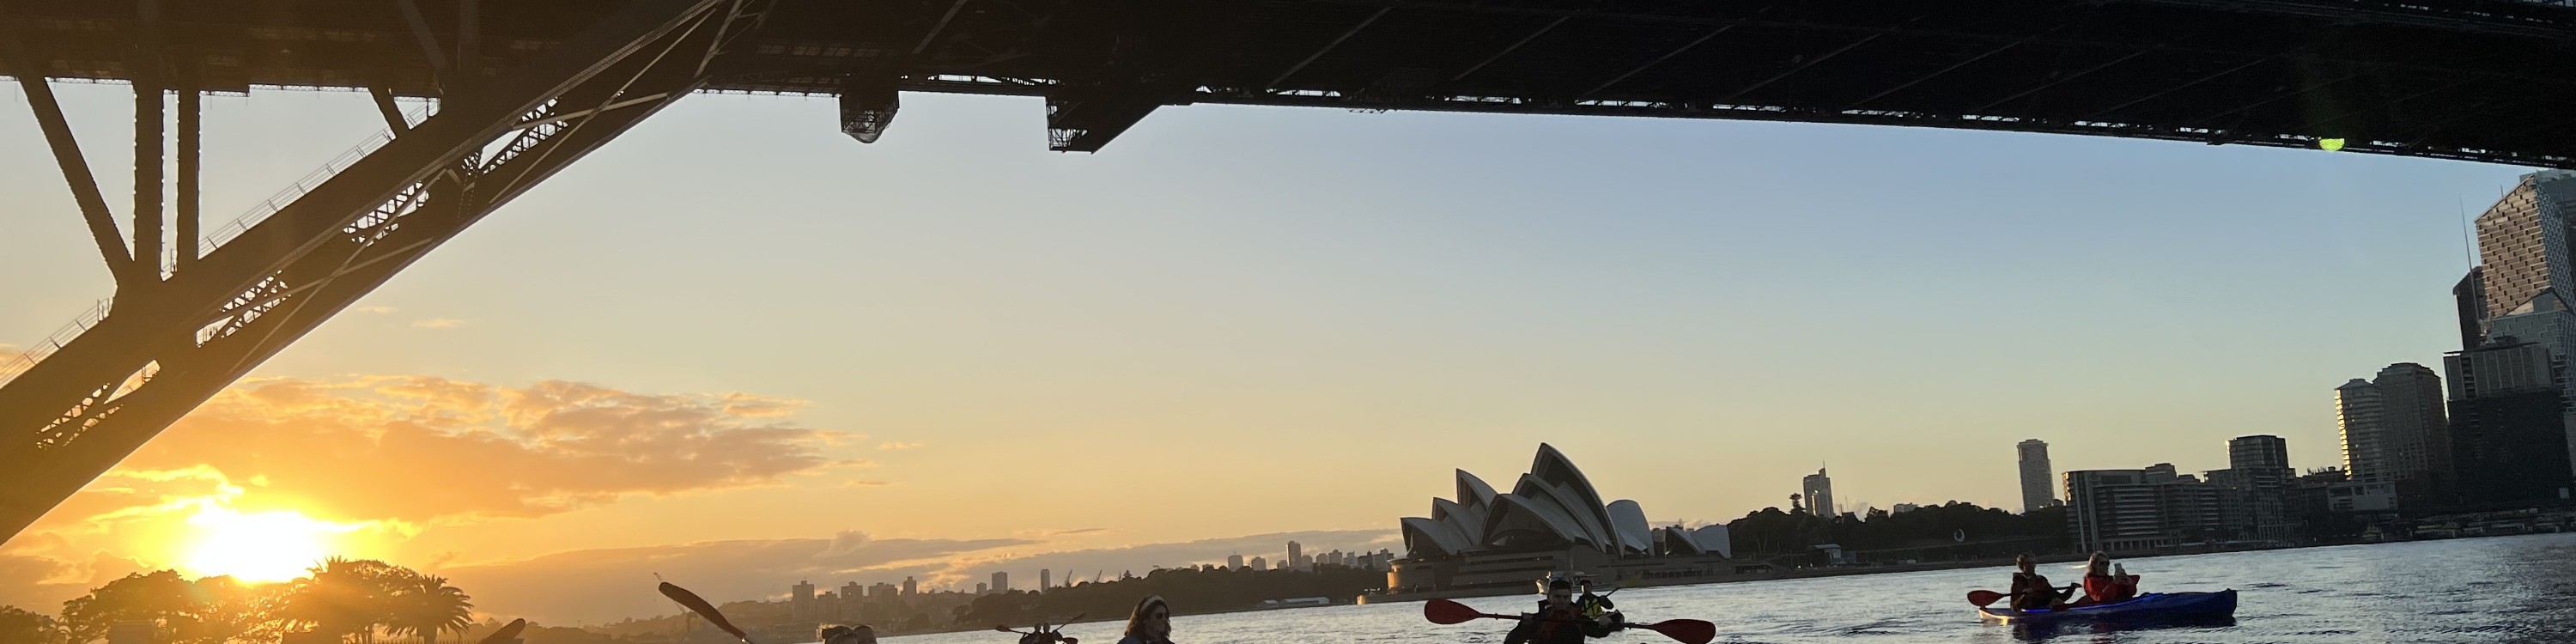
[386,576,472,644]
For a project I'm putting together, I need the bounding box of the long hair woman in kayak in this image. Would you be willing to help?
[2074,552,2140,605]
[2008,554,2075,611]
[1117,595,1174,644]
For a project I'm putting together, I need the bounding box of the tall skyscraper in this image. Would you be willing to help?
[2375,362,2451,483]
[1287,541,1303,569]
[1039,568,1051,591]
[2445,337,2576,504]
[991,571,1008,593]
[2462,169,2576,478]
[1226,554,1244,569]
[2017,440,2057,513]
[2337,378,2387,479]
[1801,467,1836,518]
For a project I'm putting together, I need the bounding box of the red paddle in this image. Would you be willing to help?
[659,581,754,643]
[1423,598,1716,644]
[1966,590,2007,607]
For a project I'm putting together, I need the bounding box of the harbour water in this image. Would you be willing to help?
[885,532,2576,643]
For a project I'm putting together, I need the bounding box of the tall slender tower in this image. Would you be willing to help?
[2018,439,2058,512]
[2338,379,2387,480]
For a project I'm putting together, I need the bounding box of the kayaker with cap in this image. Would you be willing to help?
[1116,596,1175,644]
[1504,574,1622,644]
[2074,552,2139,605]
[2007,554,2075,611]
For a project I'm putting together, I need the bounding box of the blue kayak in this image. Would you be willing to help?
[1978,590,2237,624]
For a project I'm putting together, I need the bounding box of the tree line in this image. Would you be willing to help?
[0,559,475,644]
[1727,501,2070,560]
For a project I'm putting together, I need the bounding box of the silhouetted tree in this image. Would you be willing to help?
[1,605,64,644]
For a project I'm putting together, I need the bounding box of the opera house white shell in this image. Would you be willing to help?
[1400,444,1727,560]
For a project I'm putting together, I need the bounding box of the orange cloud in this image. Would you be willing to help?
[875,440,926,451]
[98,376,844,524]
[410,319,467,329]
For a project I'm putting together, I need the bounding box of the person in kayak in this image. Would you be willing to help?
[1117,595,1174,644]
[1573,576,1616,621]
[2074,552,2140,605]
[2008,554,2075,611]
[817,624,878,644]
[1504,574,1622,644]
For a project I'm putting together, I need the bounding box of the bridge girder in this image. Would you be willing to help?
[0,0,770,545]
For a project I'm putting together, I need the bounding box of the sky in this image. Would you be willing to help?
[0,80,2533,624]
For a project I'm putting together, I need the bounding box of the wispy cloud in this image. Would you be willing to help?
[838,480,892,489]
[411,319,467,329]
[876,440,926,451]
[353,306,399,315]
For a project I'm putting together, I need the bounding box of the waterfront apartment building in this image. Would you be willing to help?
[2018,440,2058,513]
[991,571,1008,593]
[2459,169,2576,479]
[2376,363,2451,483]
[792,580,817,619]
[2065,468,2227,553]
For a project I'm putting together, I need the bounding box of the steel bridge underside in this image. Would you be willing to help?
[11,0,2576,161]
[2,0,2574,546]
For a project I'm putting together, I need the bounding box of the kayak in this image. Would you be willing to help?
[1978,590,2237,624]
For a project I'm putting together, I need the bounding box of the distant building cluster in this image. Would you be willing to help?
[2050,170,2576,553]
[787,578,918,623]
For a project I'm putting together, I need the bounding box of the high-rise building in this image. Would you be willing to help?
[901,576,918,596]
[2376,363,2452,483]
[2017,440,2058,513]
[2462,169,2576,479]
[1039,569,1051,591]
[975,582,988,594]
[1287,541,1303,569]
[991,571,1009,593]
[791,580,816,620]
[2227,435,2293,484]
[1227,554,1243,569]
[2337,378,2388,480]
[1801,467,1837,518]
[1249,556,1267,570]
[2445,337,2576,504]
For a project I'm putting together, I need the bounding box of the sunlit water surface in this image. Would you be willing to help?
[881,533,2576,644]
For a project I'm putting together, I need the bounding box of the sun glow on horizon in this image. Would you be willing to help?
[178,506,358,583]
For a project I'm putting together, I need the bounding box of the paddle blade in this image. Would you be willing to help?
[659,582,750,642]
[475,619,526,644]
[1423,598,1485,625]
[1637,619,1716,644]
[1966,590,2007,607]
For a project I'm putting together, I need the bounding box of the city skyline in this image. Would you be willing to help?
[0,81,2524,624]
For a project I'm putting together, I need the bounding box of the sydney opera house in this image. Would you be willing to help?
[1387,444,1736,594]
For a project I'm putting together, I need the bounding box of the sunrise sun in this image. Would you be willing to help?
[178,507,352,583]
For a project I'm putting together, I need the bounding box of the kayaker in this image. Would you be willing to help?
[1116,595,1175,644]
[1504,574,1622,644]
[2075,552,2139,605]
[817,624,878,644]
[1573,576,1616,620]
[2008,554,2075,611]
